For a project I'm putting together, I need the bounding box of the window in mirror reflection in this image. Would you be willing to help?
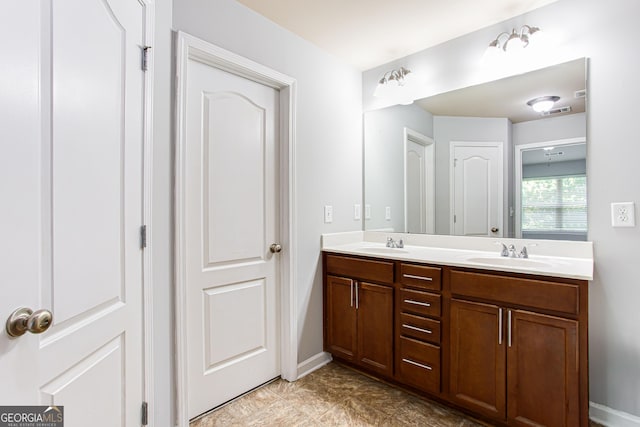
[522,175,587,239]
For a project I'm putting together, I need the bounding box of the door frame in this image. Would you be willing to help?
[514,136,586,238]
[141,1,155,426]
[174,31,298,427]
[449,141,504,236]
[403,127,435,234]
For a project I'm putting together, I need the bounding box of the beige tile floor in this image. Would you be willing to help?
[191,362,486,426]
[191,362,604,427]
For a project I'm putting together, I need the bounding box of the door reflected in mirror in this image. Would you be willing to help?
[363,58,587,241]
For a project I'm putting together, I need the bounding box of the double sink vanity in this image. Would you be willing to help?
[322,231,593,427]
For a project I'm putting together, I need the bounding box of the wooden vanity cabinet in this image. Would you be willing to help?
[395,263,442,394]
[323,252,589,427]
[448,269,586,427]
[324,254,394,377]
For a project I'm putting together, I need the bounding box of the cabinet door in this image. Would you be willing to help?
[507,310,579,427]
[357,281,394,376]
[450,299,506,420]
[326,275,357,361]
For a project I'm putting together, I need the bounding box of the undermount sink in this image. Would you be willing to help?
[360,247,410,254]
[465,257,552,269]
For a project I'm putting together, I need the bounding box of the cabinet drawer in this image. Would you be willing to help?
[399,313,441,344]
[397,336,440,394]
[400,288,441,317]
[400,263,441,291]
[450,270,580,315]
[325,254,394,284]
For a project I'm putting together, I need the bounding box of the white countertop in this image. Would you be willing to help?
[321,231,594,281]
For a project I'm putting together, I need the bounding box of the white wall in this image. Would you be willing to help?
[364,104,433,232]
[364,0,640,420]
[513,112,586,146]
[172,0,362,374]
[433,116,511,236]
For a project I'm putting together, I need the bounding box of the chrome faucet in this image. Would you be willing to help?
[386,237,404,248]
[499,243,529,258]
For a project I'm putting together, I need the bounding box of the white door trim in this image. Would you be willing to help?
[514,136,586,238]
[449,141,504,236]
[403,128,435,234]
[174,31,298,427]
[141,1,155,426]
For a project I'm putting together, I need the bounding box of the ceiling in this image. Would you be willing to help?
[235,0,560,71]
[415,58,586,123]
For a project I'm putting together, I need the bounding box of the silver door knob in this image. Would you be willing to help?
[491,227,499,233]
[6,307,53,338]
[270,243,282,253]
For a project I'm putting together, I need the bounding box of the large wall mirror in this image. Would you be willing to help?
[364,58,587,241]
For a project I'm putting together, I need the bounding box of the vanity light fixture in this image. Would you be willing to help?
[373,66,414,105]
[486,24,541,55]
[527,95,560,113]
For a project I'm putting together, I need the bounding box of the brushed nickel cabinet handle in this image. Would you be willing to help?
[402,358,432,370]
[403,274,433,282]
[402,324,432,334]
[508,309,512,348]
[498,308,503,345]
[350,279,354,308]
[355,281,359,310]
[403,299,431,307]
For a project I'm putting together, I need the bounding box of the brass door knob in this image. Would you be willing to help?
[6,307,53,338]
[270,243,282,253]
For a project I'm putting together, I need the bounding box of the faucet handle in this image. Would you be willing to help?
[497,242,509,257]
[397,239,404,248]
[519,246,528,258]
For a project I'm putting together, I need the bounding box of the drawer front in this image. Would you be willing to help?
[397,336,440,394]
[325,254,394,284]
[450,270,580,315]
[400,288,441,317]
[399,313,441,344]
[400,263,442,291]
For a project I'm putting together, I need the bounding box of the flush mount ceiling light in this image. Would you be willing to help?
[373,66,414,105]
[527,95,560,113]
[486,24,541,56]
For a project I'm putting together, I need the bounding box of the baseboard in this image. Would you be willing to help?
[296,352,332,379]
[591,402,640,427]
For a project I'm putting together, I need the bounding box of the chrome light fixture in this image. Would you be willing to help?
[486,25,541,55]
[527,95,560,113]
[374,66,414,105]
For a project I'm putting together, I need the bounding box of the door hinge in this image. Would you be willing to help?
[140,225,147,249]
[141,46,151,71]
[453,158,458,167]
[454,214,457,223]
[141,401,148,426]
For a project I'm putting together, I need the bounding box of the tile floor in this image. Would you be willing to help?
[191,362,486,426]
[191,362,604,427]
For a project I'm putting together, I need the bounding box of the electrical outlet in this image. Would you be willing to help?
[365,204,371,220]
[611,202,635,227]
[354,204,361,220]
[324,205,333,223]
[385,206,391,221]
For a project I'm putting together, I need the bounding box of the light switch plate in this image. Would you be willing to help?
[353,204,361,220]
[385,206,391,221]
[611,202,635,227]
[324,205,333,223]
[365,204,371,220]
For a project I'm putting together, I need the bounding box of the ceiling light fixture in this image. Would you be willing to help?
[373,66,414,105]
[486,25,541,56]
[527,95,560,113]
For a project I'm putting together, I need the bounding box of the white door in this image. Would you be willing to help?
[182,56,281,418]
[451,143,503,237]
[404,129,435,234]
[0,1,145,426]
